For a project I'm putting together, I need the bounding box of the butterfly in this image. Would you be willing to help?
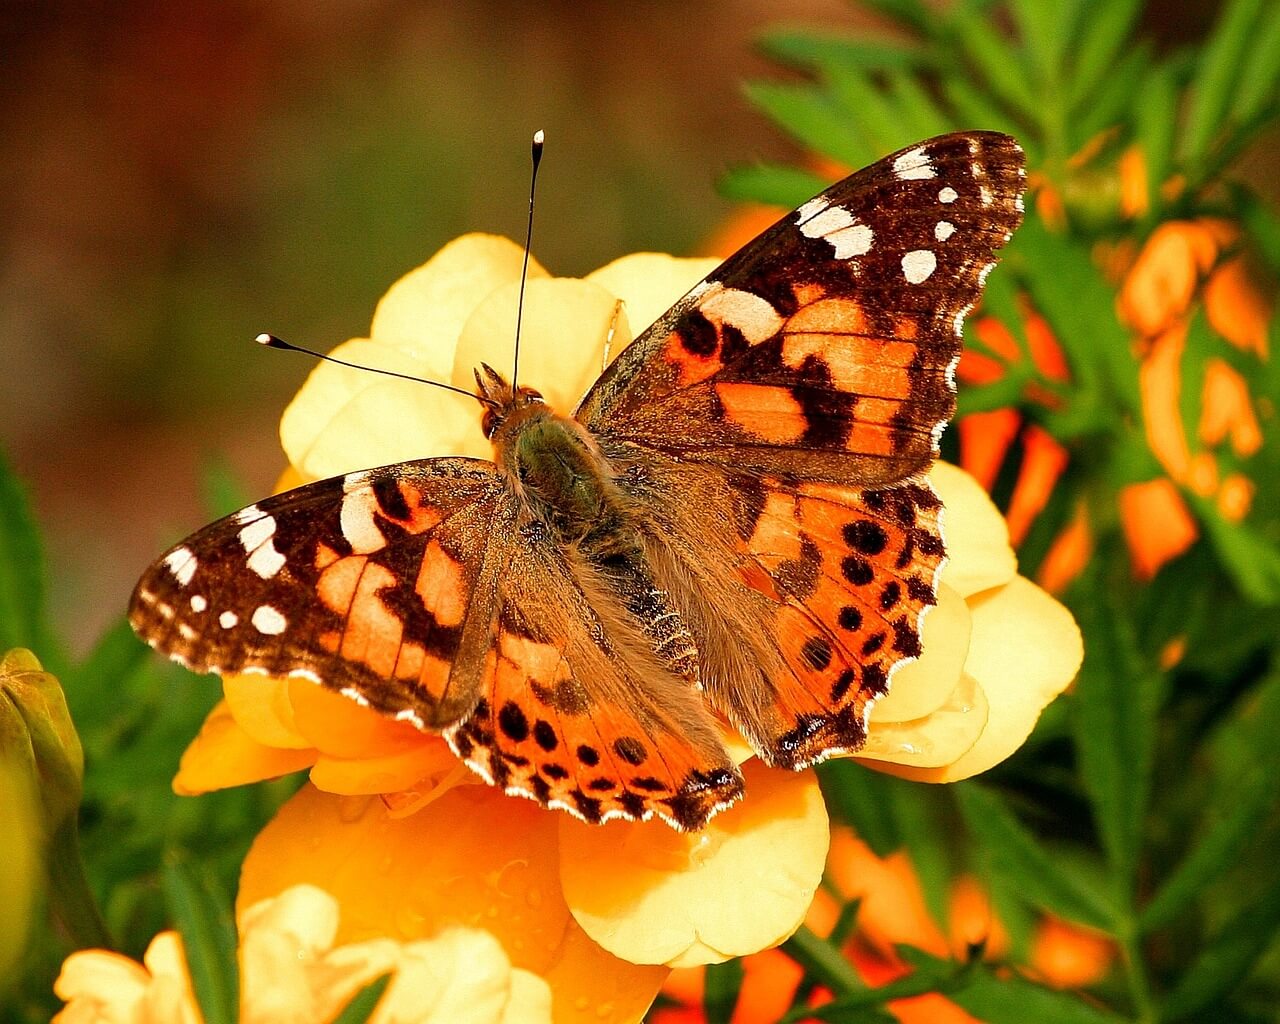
[130,131,1026,831]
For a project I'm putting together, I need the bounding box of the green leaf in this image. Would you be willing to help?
[1070,43,1152,150]
[939,78,1023,140]
[759,29,925,73]
[948,964,1127,1023]
[703,959,744,1024]
[742,81,872,169]
[1066,0,1143,112]
[200,457,252,521]
[1162,868,1280,1020]
[952,12,1040,123]
[331,974,392,1024]
[1142,673,1280,932]
[1232,184,1280,274]
[1229,2,1280,126]
[1180,0,1266,166]
[717,164,832,208]
[955,783,1115,930]
[1009,0,1081,85]
[0,449,59,668]
[1134,62,1178,215]
[1193,498,1280,604]
[161,854,239,1024]
[1070,571,1161,899]
[817,761,899,856]
[884,70,954,140]
[825,65,911,155]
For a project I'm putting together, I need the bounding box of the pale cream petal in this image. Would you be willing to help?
[857,673,988,768]
[280,339,486,481]
[452,278,629,415]
[870,583,971,723]
[559,760,828,967]
[373,930,518,1024]
[873,576,1082,782]
[930,462,1017,597]
[139,934,202,1024]
[53,950,151,1024]
[239,885,342,1024]
[586,254,721,341]
[370,234,548,374]
[502,969,554,1024]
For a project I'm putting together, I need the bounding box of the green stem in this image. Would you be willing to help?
[780,924,865,996]
[48,820,112,950]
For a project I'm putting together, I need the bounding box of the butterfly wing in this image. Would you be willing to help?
[448,533,743,830]
[576,131,1024,767]
[129,459,515,728]
[578,131,1024,486]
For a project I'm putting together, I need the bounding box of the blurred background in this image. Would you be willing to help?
[0,0,1273,654]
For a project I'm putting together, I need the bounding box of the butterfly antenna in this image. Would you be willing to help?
[512,128,544,390]
[255,334,496,408]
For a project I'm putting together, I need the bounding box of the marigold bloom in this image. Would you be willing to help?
[54,885,549,1024]
[174,234,1080,1021]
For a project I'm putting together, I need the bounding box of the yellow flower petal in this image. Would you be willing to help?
[877,575,1081,782]
[930,462,1017,597]
[239,784,663,1019]
[370,234,549,371]
[174,701,315,796]
[223,675,310,749]
[558,759,828,968]
[309,742,459,797]
[280,339,485,480]
[870,584,972,723]
[857,673,988,768]
[286,678,428,759]
[452,278,629,415]
[541,919,667,1024]
[585,254,721,340]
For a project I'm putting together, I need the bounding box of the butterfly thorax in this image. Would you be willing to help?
[478,365,634,555]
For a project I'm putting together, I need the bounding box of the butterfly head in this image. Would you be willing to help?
[475,363,545,439]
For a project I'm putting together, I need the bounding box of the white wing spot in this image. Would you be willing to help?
[231,504,263,526]
[395,708,426,728]
[239,515,286,580]
[155,602,175,620]
[978,261,996,287]
[340,685,371,708]
[343,471,371,492]
[939,186,958,204]
[219,611,239,629]
[189,595,208,613]
[251,605,287,635]
[902,250,937,284]
[796,196,829,222]
[979,182,993,206]
[935,220,956,241]
[799,204,874,259]
[341,489,387,554]
[893,146,935,180]
[164,547,197,587]
[176,623,197,641]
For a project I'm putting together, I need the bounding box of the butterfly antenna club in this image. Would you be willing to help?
[512,128,544,391]
[255,333,495,407]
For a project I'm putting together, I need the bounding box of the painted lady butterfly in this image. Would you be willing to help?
[131,132,1026,830]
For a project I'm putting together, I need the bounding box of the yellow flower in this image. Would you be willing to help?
[174,235,1079,1021]
[54,885,548,1024]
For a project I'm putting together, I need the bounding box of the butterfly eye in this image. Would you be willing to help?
[518,386,544,404]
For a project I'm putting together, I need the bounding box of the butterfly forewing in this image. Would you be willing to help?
[579,131,1025,486]
[129,459,512,727]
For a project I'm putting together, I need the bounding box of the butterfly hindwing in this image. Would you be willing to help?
[448,534,743,829]
[129,459,514,728]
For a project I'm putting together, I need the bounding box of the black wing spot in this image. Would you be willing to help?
[613,736,648,766]
[497,702,529,742]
